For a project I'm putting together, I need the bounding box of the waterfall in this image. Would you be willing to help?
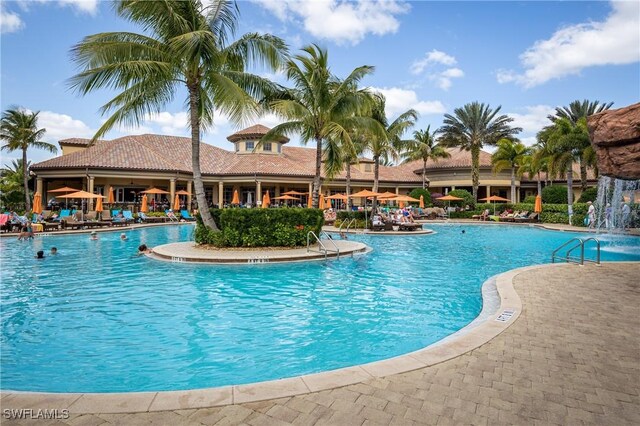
[593,176,639,233]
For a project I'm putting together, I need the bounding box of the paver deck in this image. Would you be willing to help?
[2,263,639,425]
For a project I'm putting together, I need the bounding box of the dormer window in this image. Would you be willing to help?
[246,141,255,151]
[364,164,372,172]
[264,142,272,152]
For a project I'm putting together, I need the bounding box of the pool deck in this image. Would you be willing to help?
[151,240,369,264]
[2,262,638,425]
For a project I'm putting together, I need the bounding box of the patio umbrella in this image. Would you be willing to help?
[479,195,510,215]
[377,191,398,199]
[142,187,170,194]
[399,201,405,208]
[419,195,425,209]
[57,191,105,220]
[326,193,348,209]
[534,194,542,213]
[108,187,115,204]
[349,189,383,224]
[319,194,326,209]
[49,186,81,209]
[436,194,464,217]
[140,194,148,213]
[387,195,420,203]
[175,190,191,195]
[32,193,42,214]
[273,194,300,207]
[262,191,270,208]
[283,190,307,196]
[231,189,240,205]
[307,193,313,208]
[95,195,104,212]
[173,194,180,211]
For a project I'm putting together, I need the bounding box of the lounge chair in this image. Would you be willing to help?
[122,210,136,223]
[166,210,178,222]
[398,222,422,231]
[84,211,111,228]
[55,209,71,221]
[180,210,196,221]
[62,214,85,230]
[101,210,112,221]
[0,214,10,233]
[514,212,538,223]
[139,212,166,223]
[371,215,385,231]
[472,209,490,221]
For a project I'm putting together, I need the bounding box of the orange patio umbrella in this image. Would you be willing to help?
[326,193,348,200]
[534,194,542,213]
[272,195,300,200]
[419,195,425,209]
[142,187,170,194]
[57,191,105,220]
[95,195,104,212]
[283,190,307,196]
[387,195,420,203]
[140,194,148,213]
[319,194,326,209]
[32,193,42,214]
[377,191,398,199]
[349,189,383,198]
[307,193,313,208]
[262,191,271,208]
[231,189,240,205]
[173,194,180,211]
[479,195,510,215]
[48,186,81,209]
[108,187,115,204]
[175,190,191,195]
[436,194,464,216]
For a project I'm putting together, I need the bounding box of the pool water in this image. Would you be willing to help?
[1,224,638,393]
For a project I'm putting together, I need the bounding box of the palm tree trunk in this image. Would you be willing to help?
[537,172,542,195]
[510,166,516,203]
[188,83,218,231]
[566,163,574,225]
[422,159,427,189]
[579,159,588,191]
[346,159,351,210]
[312,136,322,208]
[373,155,380,211]
[22,148,30,212]
[471,144,480,201]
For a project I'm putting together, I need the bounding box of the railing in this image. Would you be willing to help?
[307,231,340,260]
[320,231,340,259]
[339,218,356,235]
[552,237,601,266]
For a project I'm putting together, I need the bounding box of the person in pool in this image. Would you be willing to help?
[138,244,152,255]
[50,247,58,255]
[35,250,45,259]
[90,231,98,240]
[120,233,128,241]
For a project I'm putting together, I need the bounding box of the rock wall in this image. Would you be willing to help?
[587,103,640,180]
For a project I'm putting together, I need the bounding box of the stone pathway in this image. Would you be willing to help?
[4,263,639,425]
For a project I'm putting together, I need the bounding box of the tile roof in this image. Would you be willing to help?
[226,124,289,143]
[410,148,493,173]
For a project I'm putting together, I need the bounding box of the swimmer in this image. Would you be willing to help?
[35,250,45,259]
[90,231,98,240]
[120,233,128,241]
[461,230,466,234]
[138,244,152,255]
[50,247,58,255]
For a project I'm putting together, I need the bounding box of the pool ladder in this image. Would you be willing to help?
[338,218,364,236]
[307,231,340,260]
[551,237,601,266]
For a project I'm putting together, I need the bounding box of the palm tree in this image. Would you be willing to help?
[491,139,529,203]
[324,128,366,210]
[261,44,378,208]
[403,126,450,189]
[1,160,31,211]
[518,147,547,196]
[1,108,56,212]
[548,99,612,190]
[437,102,521,201]
[69,0,288,231]
[539,117,592,222]
[367,93,417,194]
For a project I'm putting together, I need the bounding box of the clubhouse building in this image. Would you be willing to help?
[31,124,594,210]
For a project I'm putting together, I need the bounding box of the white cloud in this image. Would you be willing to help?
[410,50,464,90]
[410,49,457,74]
[507,105,555,136]
[0,8,24,33]
[497,0,640,88]
[370,87,446,118]
[37,111,95,142]
[252,0,410,45]
[56,0,99,15]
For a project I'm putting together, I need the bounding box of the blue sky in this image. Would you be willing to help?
[1,0,639,166]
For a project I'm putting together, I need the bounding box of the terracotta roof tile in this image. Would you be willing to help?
[226,124,289,143]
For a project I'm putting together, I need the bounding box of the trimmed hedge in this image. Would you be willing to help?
[577,187,598,203]
[542,185,568,204]
[448,189,475,209]
[195,208,324,247]
[409,188,431,206]
[337,211,369,221]
[523,195,537,204]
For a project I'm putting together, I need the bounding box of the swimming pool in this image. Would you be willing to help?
[1,224,638,393]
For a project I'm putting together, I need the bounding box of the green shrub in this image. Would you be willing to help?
[194,208,324,247]
[448,189,475,209]
[449,211,477,219]
[336,211,368,221]
[523,195,537,204]
[542,185,568,204]
[408,188,431,206]
[577,187,598,203]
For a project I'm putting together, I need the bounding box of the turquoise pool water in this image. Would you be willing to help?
[1,224,638,393]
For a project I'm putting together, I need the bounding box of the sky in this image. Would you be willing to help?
[1,0,639,167]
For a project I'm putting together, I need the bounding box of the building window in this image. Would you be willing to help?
[115,187,125,203]
[364,164,372,172]
[264,142,272,152]
[277,144,281,153]
[246,141,255,151]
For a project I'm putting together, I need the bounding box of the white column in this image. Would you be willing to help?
[169,178,176,210]
[218,181,224,207]
[88,176,95,210]
[486,185,491,198]
[256,181,262,204]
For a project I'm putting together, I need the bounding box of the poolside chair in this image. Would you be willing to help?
[55,209,71,221]
[101,210,112,221]
[514,212,538,223]
[472,209,490,221]
[180,210,196,221]
[0,214,10,233]
[371,215,385,231]
[139,212,166,223]
[84,211,111,228]
[166,210,179,222]
[122,210,136,223]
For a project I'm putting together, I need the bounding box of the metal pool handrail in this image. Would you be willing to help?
[552,237,601,265]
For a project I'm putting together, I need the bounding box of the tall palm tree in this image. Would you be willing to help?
[437,102,521,201]
[402,126,450,189]
[0,160,31,211]
[261,44,378,208]
[324,128,366,210]
[69,0,288,230]
[548,99,612,190]
[491,138,529,203]
[1,108,56,212]
[367,93,417,194]
[518,147,547,196]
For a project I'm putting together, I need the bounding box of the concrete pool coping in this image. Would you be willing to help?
[150,240,370,264]
[0,262,570,415]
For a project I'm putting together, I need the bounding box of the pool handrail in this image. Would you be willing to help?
[551,237,601,266]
